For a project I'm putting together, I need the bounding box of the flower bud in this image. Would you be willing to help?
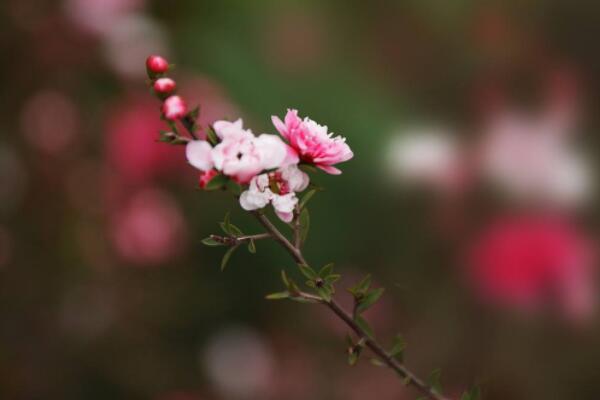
[162,96,187,120]
[146,55,169,74]
[154,78,176,95]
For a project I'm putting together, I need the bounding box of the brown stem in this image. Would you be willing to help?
[251,211,450,400]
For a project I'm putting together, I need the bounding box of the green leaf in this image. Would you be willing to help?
[318,263,334,278]
[354,315,375,339]
[348,274,372,298]
[187,105,200,121]
[325,274,341,284]
[220,245,239,271]
[206,126,219,145]
[298,264,318,280]
[390,334,406,361]
[201,237,223,246]
[247,239,256,253]
[288,296,318,304]
[265,291,290,300]
[317,286,332,302]
[370,358,386,367]
[204,174,228,191]
[299,189,317,210]
[281,270,290,287]
[298,208,310,244]
[219,212,243,236]
[428,368,443,395]
[356,288,385,314]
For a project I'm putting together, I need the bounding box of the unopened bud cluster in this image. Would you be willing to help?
[145,55,188,120]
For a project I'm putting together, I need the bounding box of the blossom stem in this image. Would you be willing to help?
[250,211,450,400]
[210,233,271,246]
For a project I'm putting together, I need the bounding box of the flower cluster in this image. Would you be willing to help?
[145,56,353,221]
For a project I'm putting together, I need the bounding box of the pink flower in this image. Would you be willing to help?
[105,95,186,184]
[162,95,187,120]
[240,165,309,222]
[466,214,595,320]
[272,109,353,174]
[111,188,186,266]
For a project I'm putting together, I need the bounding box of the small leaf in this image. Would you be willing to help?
[325,274,341,284]
[299,189,317,210]
[204,174,228,191]
[265,291,290,300]
[206,126,219,145]
[298,208,310,243]
[370,358,386,367]
[348,274,372,298]
[281,270,290,287]
[187,105,200,121]
[389,334,406,361]
[220,245,239,271]
[289,296,318,304]
[356,288,385,314]
[317,286,332,302]
[428,368,443,395]
[354,316,375,339]
[247,239,256,253]
[403,376,412,386]
[201,237,223,246]
[318,263,334,278]
[298,264,318,280]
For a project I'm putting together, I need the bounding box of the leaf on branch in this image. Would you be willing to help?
[204,174,229,191]
[187,105,200,121]
[298,208,310,244]
[354,315,375,339]
[299,189,318,210]
[220,213,243,236]
[356,287,385,314]
[389,334,406,361]
[298,264,318,280]
[347,337,365,366]
[428,368,443,395]
[318,263,334,278]
[317,286,332,302]
[265,291,290,300]
[348,274,372,298]
[220,244,239,271]
[201,237,224,246]
[370,358,386,367]
[325,274,341,284]
[206,126,219,146]
[281,270,290,287]
[247,239,256,253]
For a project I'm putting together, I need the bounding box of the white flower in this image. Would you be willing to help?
[385,127,462,190]
[480,111,592,207]
[239,165,309,222]
[185,140,213,171]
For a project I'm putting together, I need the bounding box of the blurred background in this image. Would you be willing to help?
[1,0,600,399]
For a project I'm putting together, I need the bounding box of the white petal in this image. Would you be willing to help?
[271,193,297,214]
[281,165,309,192]
[185,140,213,171]
[254,134,287,170]
[239,189,271,211]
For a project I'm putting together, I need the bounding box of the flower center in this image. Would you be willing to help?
[268,172,290,195]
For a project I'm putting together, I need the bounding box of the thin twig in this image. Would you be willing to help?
[251,211,450,400]
[210,233,271,246]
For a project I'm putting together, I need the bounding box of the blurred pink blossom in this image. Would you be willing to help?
[111,188,186,266]
[105,95,188,184]
[272,109,353,174]
[466,214,596,321]
[64,0,145,36]
[20,90,81,156]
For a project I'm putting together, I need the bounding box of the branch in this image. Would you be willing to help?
[252,211,450,400]
[209,233,271,246]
